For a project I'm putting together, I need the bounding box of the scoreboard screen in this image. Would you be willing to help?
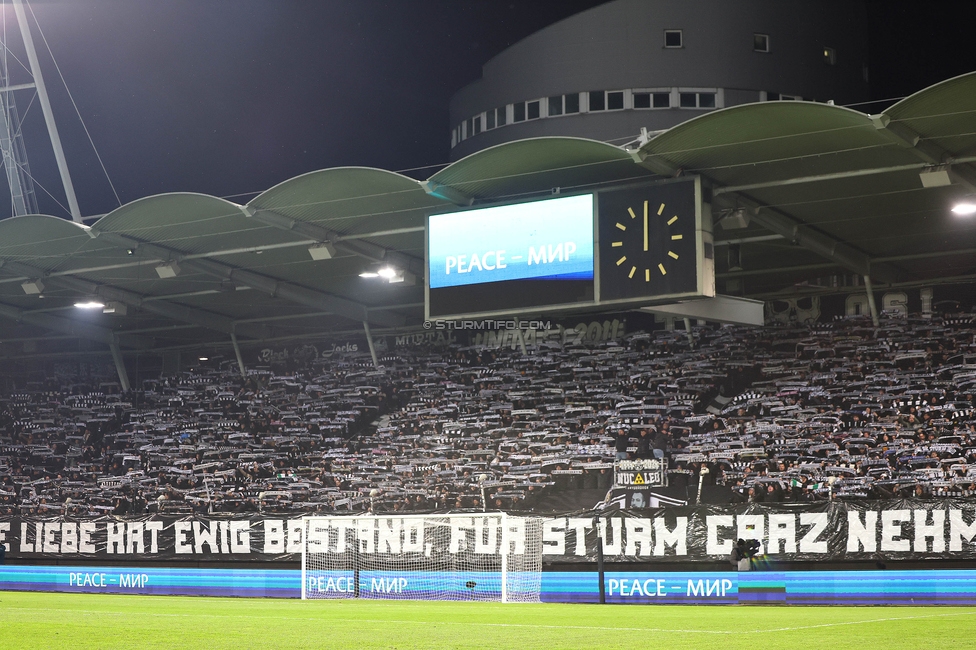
[424,178,712,321]
[426,194,596,319]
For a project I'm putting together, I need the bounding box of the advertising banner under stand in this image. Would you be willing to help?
[3,499,976,563]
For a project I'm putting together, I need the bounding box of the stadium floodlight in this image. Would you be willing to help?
[21,279,44,294]
[951,202,976,215]
[362,266,414,284]
[155,261,181,278]
[102,301,127,315]
[308,242,336,260]
[919,168,952,188]
[73,300,105,309]
[301,514,543,603]
[388,271,416,286]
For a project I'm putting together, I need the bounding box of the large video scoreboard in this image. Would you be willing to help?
[425,177,714,321]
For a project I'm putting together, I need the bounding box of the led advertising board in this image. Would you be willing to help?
[6,566,976,605]
[426,194,595,319]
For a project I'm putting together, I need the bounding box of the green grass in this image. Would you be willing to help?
[0,591,974,649]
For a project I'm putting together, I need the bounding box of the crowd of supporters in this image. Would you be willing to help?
[1,311,975,517]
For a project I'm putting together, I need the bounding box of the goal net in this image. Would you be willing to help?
[301,514,543,602]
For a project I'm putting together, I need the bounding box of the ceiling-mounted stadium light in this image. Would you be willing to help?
[102,301,127,315]
[21,279,44,295]
[719,208,750,230]
[919,167,952,188]
[155,261,181,279]
[362,266,413,285]
[388,271,416,286]
[74,300,105,310]
[308,242,336,260]
[951,202,976,216]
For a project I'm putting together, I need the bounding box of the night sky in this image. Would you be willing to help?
[4,0,975,220]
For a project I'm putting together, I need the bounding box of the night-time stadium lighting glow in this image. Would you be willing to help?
[952,202,976,215]
[358,271,379,278]
[377,267,397,279]
[73,301,105,309]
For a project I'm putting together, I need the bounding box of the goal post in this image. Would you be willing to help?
[301,513,543,602]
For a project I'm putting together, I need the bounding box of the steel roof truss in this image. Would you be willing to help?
[243,206,426,279]
[87,229,405,328]
[636,149,887,282]
[872,114,976,193]
[0,260,272,340]
[0,299,153,349]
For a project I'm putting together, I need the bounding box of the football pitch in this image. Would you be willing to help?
[1,591,974,649]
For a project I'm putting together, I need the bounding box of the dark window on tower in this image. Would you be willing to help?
[513,102,526,122]
[633,92,651,109]
[564,93,580,114]
[679,93,697,108]
[698,93,716,108]
[496,106,507,127]
[548,96,563,116]
[753,33,769,52]
[607,91,624,110]
[486,110,495,130]
[823,46,836,65]
[589,91,605,111]
[664,30,682,48]
[653,92,670,108]
[527,100,540,120]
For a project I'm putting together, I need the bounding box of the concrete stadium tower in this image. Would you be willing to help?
[449,0,869,160]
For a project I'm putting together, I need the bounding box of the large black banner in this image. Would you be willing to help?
[3,500,976,563]
[546,499,976,563]
[2,515,300,562]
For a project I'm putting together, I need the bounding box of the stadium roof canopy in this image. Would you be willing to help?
[0,71,975,359]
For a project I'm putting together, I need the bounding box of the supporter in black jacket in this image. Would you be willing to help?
[636,429,652,459]
[614,429,630,460]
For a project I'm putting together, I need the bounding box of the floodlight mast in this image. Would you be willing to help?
[12,0,82,222]
[0,52,37,216]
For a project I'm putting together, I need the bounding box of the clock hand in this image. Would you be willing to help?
[643,200,649,251]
